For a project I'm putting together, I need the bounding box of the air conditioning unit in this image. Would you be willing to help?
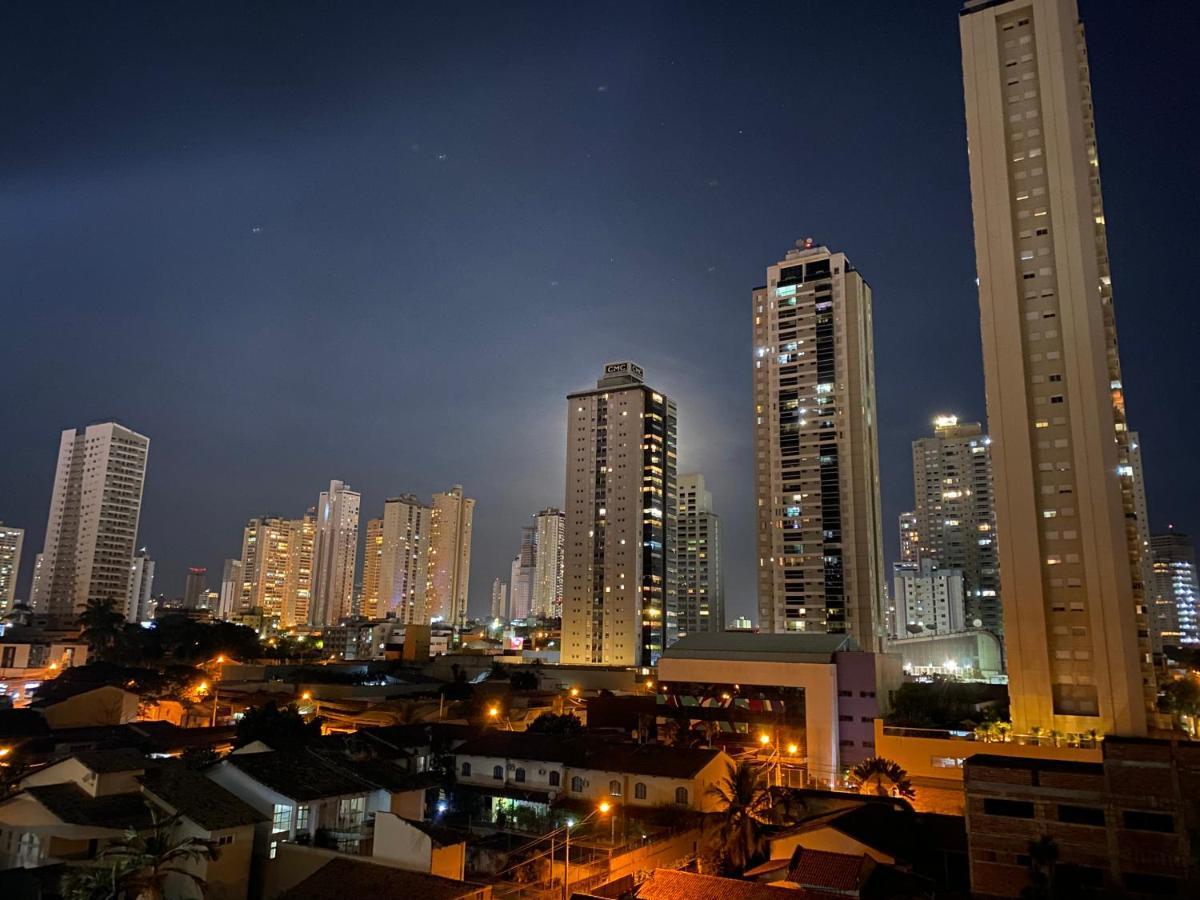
[538,769,547,776]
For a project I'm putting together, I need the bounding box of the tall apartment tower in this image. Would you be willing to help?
[1148,530,1199,652]
[310,480,360,626]
[128,548,155,623]
[491,577,509,621]
[676,473,723,638]
[893,560,967,637]
[427,485,475,627]
[236,514,312,627]
[509,525,537,621]
[0,524,23,611]
[183,568,208,610]
[218,559,242,620]
[361,518,384,619]
[898,512,920,565]
[562,362,677,667]
[378,495,432,624]
[909,417,1001,635]
[32,422,149,619]
[752,243,886,650]
[961,0,1154,733]
[532,508,566,619]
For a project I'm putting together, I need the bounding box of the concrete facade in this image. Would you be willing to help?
[753,244,886,651]
[676,474,723,638]
[427,485,475,628]
[311,480,360,626]
[960,0,1155,734]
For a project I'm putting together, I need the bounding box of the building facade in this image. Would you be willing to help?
[508,525,536,621]
[32,422,149,619]
[0,524,23,612]
[238,515,313,628]
[427,485,474,628]
[531,508,565,619]
[753,243,886,650]
[218,559,242,621]
[378,495,432,624]
[909,417,1000,635]
[676,473,723,638]
[892,560,966,638]
[183,567,208,610]
[898,511,920,565]
[562,362,677,667]
[128,548,155,623]
[960,0,1155,734]
[1149,530,1200,651]
[310,480,360,626]
[361,518,383,619]
[490,577,508,621]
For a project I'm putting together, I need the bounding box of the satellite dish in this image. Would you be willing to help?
[972,618,983,629]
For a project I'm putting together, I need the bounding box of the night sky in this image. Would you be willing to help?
[2,2,1196,621]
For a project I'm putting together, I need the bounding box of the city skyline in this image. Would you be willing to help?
[1,1,1195,624]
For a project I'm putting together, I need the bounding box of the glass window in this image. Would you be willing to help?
[571,776,584,792]
[272,803,292,833]
[635,783,647,800]
[548,771,560,787]
[515,768,526,783]
[609,780,621,796]
[493,766,503,780]
[295,805,309,832]
[461,762,471,777]
[675,787,688,805]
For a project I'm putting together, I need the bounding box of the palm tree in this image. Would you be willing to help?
[78,598,126,661]
[996,722,1013,743]
[95,805,217,899]
[703,762,773,875]
[974,722,996,743]
[1021,835,1059,899]
[848,757,916,799]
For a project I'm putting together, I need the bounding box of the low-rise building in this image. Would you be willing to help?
[29,684,140,729]
[265,845,492,900]
[964,737,1200,897]
[453,731,731,826]
[0,751,262,900]
[656,633,902,783]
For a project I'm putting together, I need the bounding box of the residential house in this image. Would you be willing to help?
[372,813,468,879]
[0,750,261,900]
[29,684,139,728]
[264,844,491,900]
[453,731,733,826]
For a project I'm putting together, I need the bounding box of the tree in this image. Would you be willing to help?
[61,806,216,900]
[1020,835,1059,899]
[234,701,322,749]
[78,598,126,660]
[702,762,773,875]
[1160,678,1200,737]
[509,669,539,691]
[527,712,584,735]
[848,757,916,800]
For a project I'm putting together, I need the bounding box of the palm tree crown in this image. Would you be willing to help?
[847,756,916,799]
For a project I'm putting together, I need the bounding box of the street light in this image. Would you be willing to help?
[563,801,612,900]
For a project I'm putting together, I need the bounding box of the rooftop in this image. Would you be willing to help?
[225,747,431,801]
[964,753,1105,777]
[637,868,835,900]
[275,857,489,900]
[454,731,724,779]
[788,846,874,892]
[140,762,266,831]
[70,747,149,774]
[660,632,860,664]
[23,784,154,829]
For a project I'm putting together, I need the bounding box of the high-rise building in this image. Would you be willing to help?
[892,560,967,638]
[218,559,242,620]
[378,495,432,624]
[752,243,886,650]
[509,525,537,621]
[909,417,1001,635]
[128,548,155,623]
[562,362,677,667]
[532,508,565,619]
[238,515,313,628]
[898,512,920,565]
[1149,530,1200,652]
[32,422,149,619]
[310,480,360,626]
[676,473,723,638]
[361,518,383,619]
[427,485,475,627]
[960,0,1155,733]
[491,577,509,621]
[0,523,23,611]
[183,567,208,610]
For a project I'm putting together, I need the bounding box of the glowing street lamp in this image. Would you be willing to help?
[758,733,771,747]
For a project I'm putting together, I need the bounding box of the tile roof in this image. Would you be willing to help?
[400,817,470,848]
[454,732,723,779]
[225,748,430,802]
[139,762,266,831]
[71,748,148,774]
[635,868,803,900]
[275,857,489,900]
[225,750,370,801]
[24,784,154,830]
[788,847,874,893]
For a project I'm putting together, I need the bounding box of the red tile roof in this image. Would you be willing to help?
[635,868,794,900]
[787,847,873,893]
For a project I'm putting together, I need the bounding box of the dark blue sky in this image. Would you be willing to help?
[2,1,1196,620]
